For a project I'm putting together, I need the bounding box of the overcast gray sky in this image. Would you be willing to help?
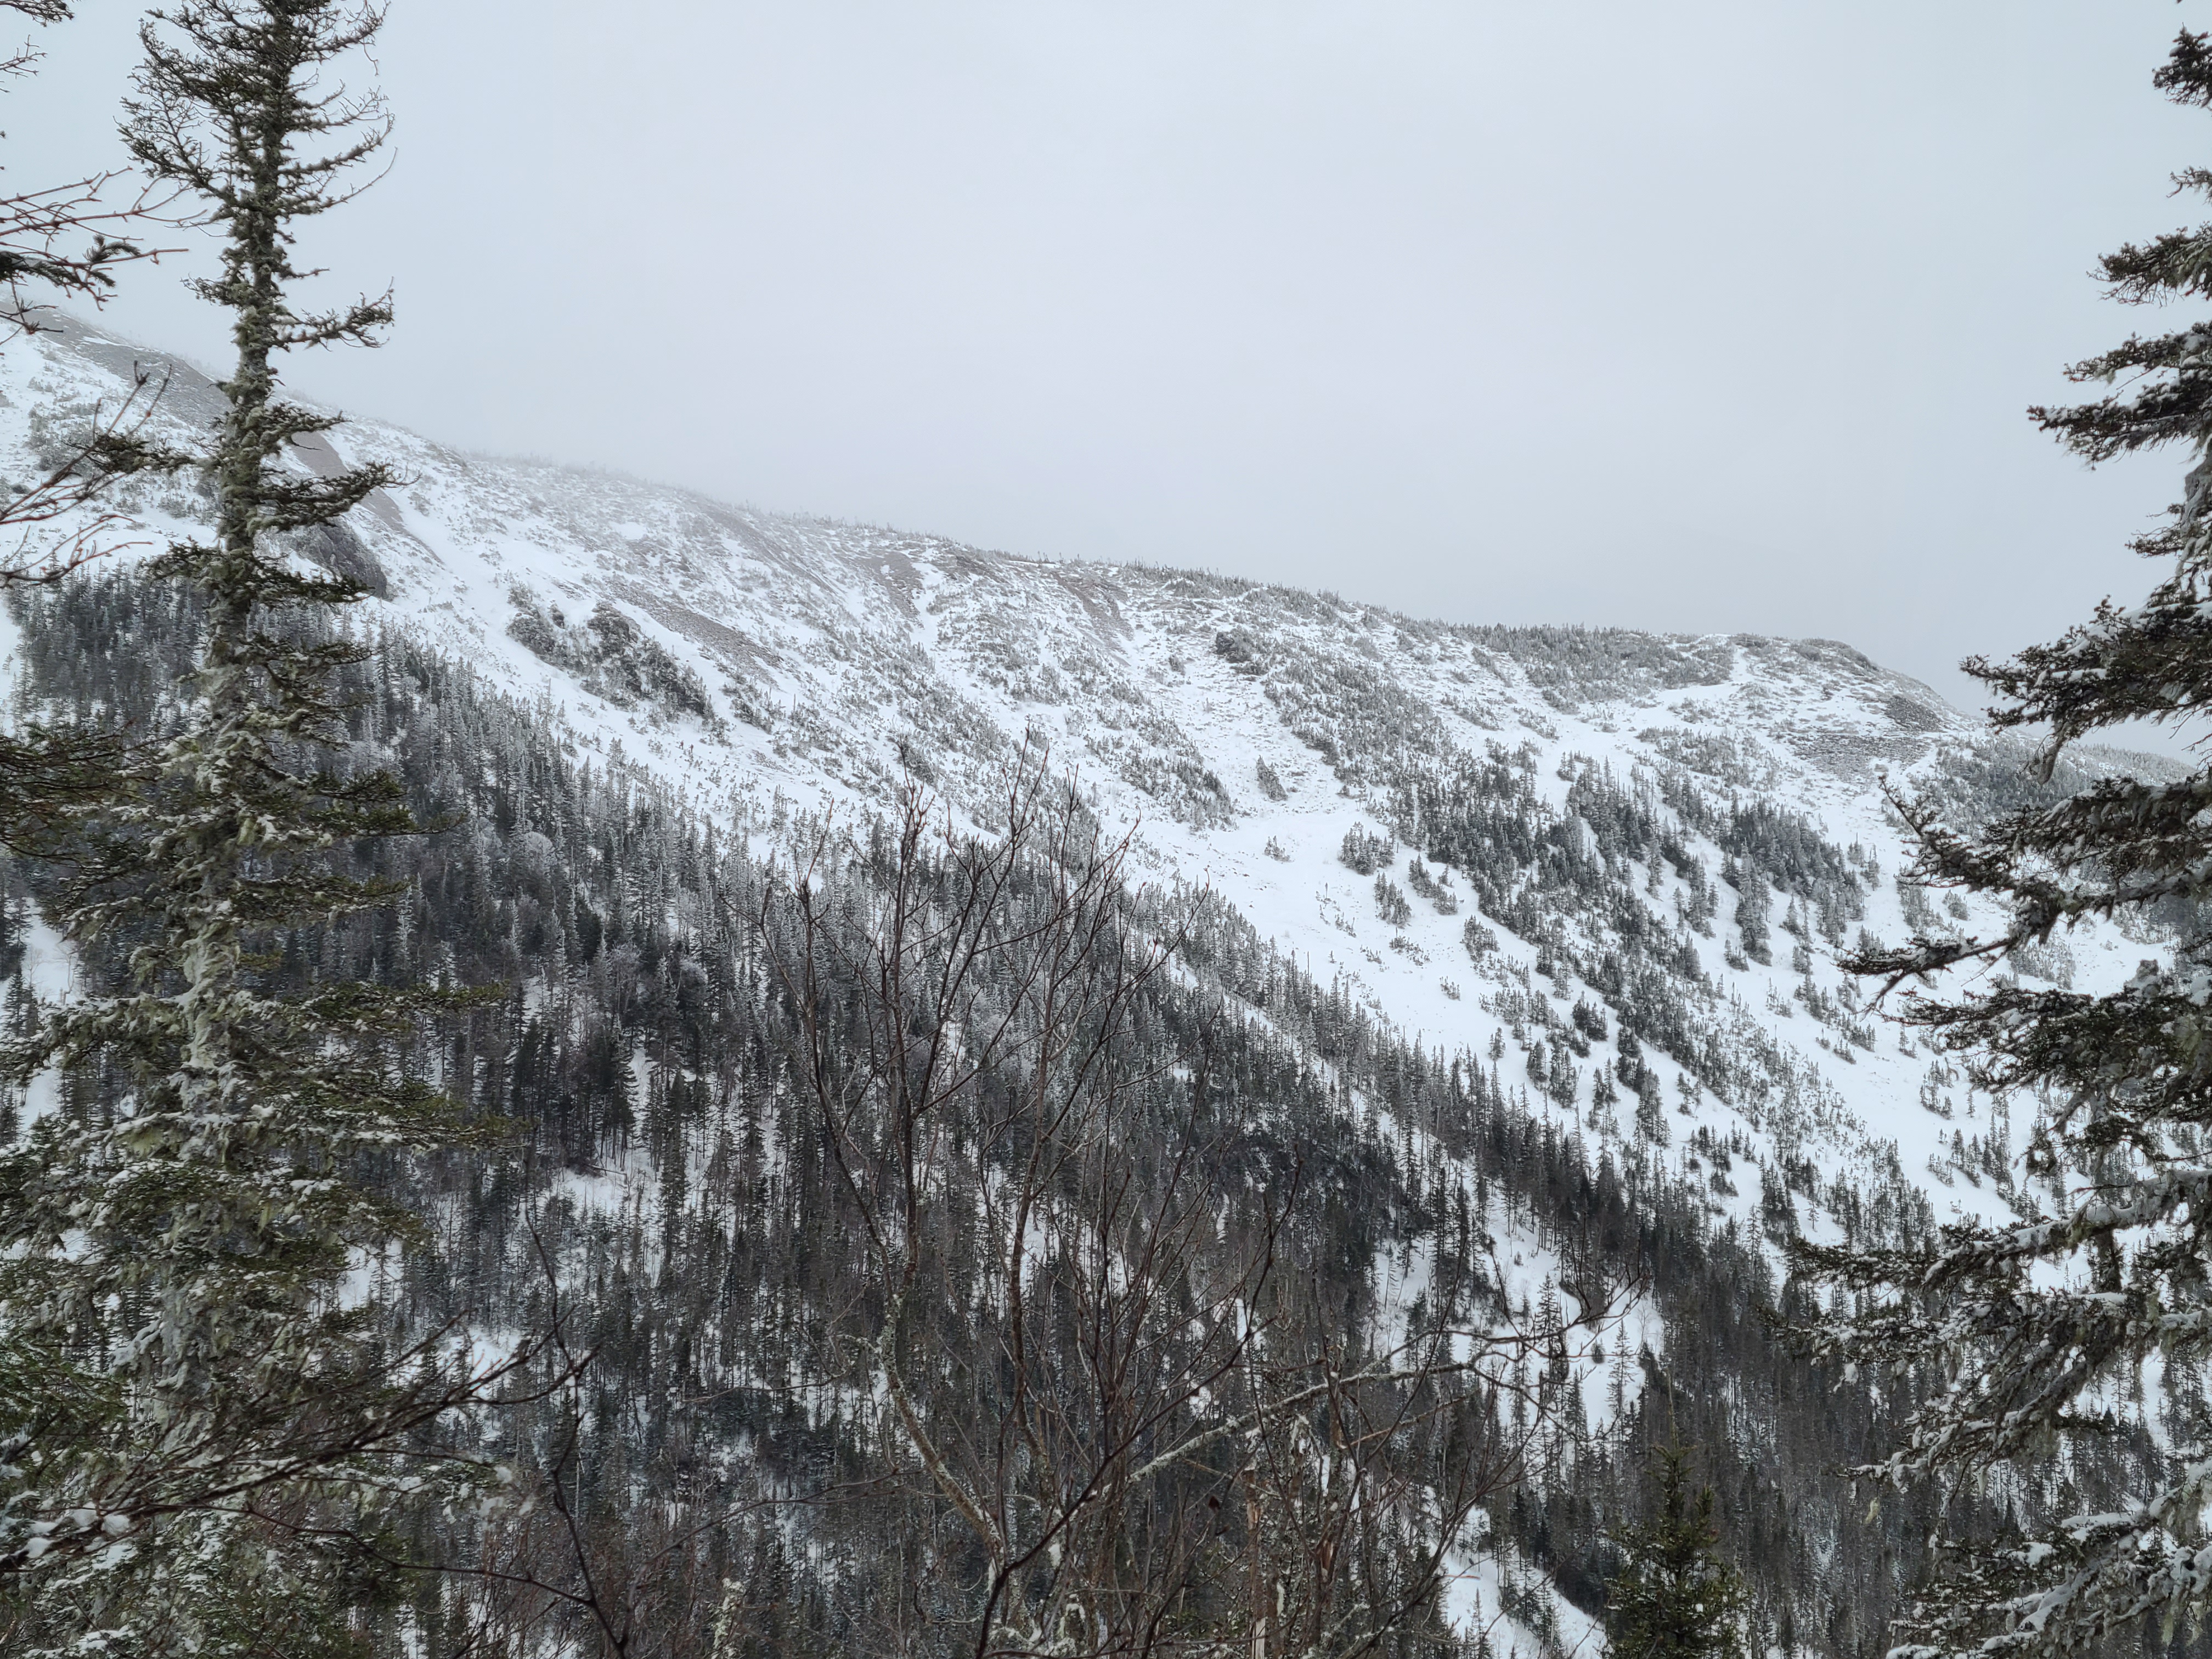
[15,3,2208,715]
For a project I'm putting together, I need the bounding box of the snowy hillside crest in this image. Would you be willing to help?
[3,313,2187,1654]
[5,311,2173,1251]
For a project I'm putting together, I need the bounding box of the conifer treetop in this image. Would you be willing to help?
[1604,1440,1748,1659]
[0,7,526,1649]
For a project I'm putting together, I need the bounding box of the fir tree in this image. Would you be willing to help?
[1792,25,2212,1659]
[1604,1440,1748,1659]
[0,5,512,1651]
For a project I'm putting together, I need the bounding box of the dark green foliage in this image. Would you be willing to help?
[1606,1442,1750,1659]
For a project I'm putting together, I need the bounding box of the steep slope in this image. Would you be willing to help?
[3,316,2178,1656]
[13,314,2152,1239]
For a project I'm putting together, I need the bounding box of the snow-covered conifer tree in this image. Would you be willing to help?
[0,5,513,1651]
[1793,26,2212,1659]
[1605,1441,1748,1659]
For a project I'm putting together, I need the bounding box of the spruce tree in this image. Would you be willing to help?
[0,5,502,1651]
[1604,1441,1747,1659]
[1792,25,2212,1659]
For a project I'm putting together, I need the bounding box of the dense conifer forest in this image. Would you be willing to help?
[2,570,1968,1655]
[9,5,2212,1657]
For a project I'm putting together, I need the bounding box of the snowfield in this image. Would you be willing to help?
[5,314,2176,1653]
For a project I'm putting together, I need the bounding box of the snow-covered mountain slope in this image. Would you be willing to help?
[7,314,2170,1259]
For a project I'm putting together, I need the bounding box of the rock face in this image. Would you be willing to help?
[3,317,2178,1655]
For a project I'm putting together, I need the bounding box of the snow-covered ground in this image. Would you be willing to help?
[5,314,2177,1648]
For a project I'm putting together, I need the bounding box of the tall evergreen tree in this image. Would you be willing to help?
[0,5,509,1652]
[1604,1440,1747,1659]
[1793,25,2212,1659]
